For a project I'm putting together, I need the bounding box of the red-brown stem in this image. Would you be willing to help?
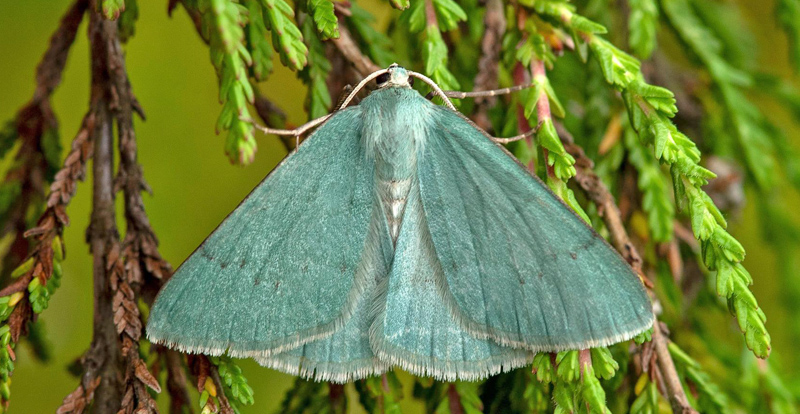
[447,384,465,414]
[513,63,536,172]
[425,0,438,28]
[471,0,506,131]
[579,349,592,375]
[531,61,556,180]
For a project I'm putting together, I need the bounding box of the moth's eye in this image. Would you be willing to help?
[408,77,415,87]
[376,72,391,86]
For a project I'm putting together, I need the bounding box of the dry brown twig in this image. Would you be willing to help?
[331,23,381,75]
[57,5,166,412]
[0,0,89,292]
[471,0,506,131]
[189,355,235,414]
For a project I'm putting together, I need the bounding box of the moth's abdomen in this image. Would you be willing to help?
[378,178,412,242]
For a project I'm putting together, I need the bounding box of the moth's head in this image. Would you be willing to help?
[376,64,414,88]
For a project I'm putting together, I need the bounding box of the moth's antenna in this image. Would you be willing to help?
[249,113,332,137]
[337,68,390,110]
[248,70,387,138]
[406,71,457,111]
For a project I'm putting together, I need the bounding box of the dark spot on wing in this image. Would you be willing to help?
[570,252,577,260]
[550,253,557,260]
[340,263,347,273]
[274,281,281,290]
[254,278,261,286]
[578,238,596,251]
[537,272,544,279]
[451,262,458,271]
[200,247,214,261]
[220,262,228,269]
[301,264,309,273]
[240,259,246,268]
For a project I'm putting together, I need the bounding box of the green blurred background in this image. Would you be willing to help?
[0,0,797,412]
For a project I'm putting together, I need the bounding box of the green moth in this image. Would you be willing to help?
[147,64,653,383]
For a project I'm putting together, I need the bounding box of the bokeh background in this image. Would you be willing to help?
[0,0,797,412]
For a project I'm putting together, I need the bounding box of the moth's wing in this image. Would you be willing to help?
[256,202,394,382]
[256,289,389,383]
[419,108,654,351]
[369,184,532,381]
[147,107,376,357]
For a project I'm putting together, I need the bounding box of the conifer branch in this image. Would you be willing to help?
[526,0,771,359]
[0,0,92,400]
[560,128,696,414]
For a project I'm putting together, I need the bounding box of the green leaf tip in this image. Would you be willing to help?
[101,0,125,20]
[263,0,309,71]
[308,0,339,39]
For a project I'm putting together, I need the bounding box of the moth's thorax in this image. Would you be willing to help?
[360,87,432,243]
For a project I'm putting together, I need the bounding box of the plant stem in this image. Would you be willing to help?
[85,7,123,412]
[471,0,505,131]
[332,23,379,75]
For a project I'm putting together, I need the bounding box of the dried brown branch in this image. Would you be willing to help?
[57,8,130,413]
[164,349,194,414]
[0,0,88,281]
[100,7,171,413]
[331,22,380,76]
[0,6,91,380]
[84,10,125,409]
[328,383,346,413]
[3,112,95,344]
[57,377,102,414]
[471,0,506,131]
[189,355,233,414]
[652,322,696,414]
[210,363,235,414]
[32,0,89,104]
[446,384,465,414]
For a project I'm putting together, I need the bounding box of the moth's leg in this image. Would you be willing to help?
[333,85,355,110]
[425,83,535,100]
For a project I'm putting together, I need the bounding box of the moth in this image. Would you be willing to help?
[147,64,654,383]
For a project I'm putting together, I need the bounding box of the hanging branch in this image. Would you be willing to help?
[471,0,506,131]
[514,58,616,414]
[0,5,93,410]
[0,0,88,282]
[163,349,194,414]
[559,127,697,414]
[62,10,126,413]
[103,14,168,414]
